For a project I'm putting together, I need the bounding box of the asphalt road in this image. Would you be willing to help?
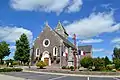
[3,72,120,80]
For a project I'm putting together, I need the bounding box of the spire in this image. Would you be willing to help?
[45,21,49,27]
[44,21,52,31]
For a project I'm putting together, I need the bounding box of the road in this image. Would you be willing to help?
[2,72,120,80]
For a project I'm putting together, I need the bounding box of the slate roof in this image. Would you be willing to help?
[53,30,75,49]
[78,45,92,52]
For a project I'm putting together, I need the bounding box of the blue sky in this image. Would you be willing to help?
[0,0,120,60]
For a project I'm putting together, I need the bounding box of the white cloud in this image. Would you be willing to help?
[9,46,16,50]
[111,37,120,44]
[10,0,83,14]
[0,26,33,43]
[104,50,113,55]
[63,20,70,25]
[67,0,83,13]
[93,48,104,52]
[101,4,112,9]
[115,44,120,48]
[65,11,120,39]
[79,39,103,44]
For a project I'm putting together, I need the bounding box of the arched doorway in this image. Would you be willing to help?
[41,51,51,66]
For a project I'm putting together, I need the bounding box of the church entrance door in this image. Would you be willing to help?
[44,58,49,65]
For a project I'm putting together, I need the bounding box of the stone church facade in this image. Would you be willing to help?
[31,22,76,67]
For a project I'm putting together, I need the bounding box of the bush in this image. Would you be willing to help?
[56,58,60,64]
[14,68,23,72]
[80,57,93,68]
[0,68,23,72]
[9,65,13,67]
[106,64,115,71]
[113,58,120,69]
[62,66,66,69]
[112,69,116,72]
[70,66,74,71]
[12,61,19,66]
[36,61,47,69]
[93,57,105,71]
[66,66,70,69]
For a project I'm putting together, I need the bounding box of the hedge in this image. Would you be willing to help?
[0,68,23,72]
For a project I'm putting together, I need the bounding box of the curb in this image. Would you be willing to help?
[23,70,120,78]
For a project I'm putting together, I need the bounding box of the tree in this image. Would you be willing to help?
[104,56,111,67]
[113,47,120,59]
[0,41,10,64]
[93,57,105,71]
[80,56,93,68]
[113,58,120,69]
[14,33,30,65]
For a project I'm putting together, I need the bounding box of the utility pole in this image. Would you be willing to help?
[73,34,77,70]
[60,40,63,69]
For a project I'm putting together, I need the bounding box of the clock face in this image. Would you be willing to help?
[43,39,50,47]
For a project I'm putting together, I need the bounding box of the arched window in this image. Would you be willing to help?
[36,48,40,56]
[53,46,58,56]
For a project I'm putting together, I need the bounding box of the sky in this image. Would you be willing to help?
[0,0,120,60]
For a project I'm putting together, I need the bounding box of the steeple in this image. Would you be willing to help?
[55,21,69,39]
[45,21,49,27]
[43,21,52,31]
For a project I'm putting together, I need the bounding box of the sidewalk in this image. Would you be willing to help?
[0,74,25,80]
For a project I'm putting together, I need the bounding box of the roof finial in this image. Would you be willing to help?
[45,21,49,26]
[58,20,61,24]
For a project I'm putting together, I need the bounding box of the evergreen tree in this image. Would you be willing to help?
[14,33,30,65]
[0,41,10,64]
[104,56,111,67]
[113,47,120,69]
[113,47,120,59]
[93,57,105,71]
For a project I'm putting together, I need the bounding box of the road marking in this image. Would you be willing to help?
[48,76,67,80]
[113,78,120,80]
[87,77,89,80]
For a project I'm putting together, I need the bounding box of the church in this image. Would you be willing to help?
[30,21,92,68]
[31,21,77,67]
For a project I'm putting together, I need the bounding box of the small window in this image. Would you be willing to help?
[55,47,57,55]
[36,48,40,56]
[53,47,58,56]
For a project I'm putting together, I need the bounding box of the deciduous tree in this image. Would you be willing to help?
[80,56,93,68]
[0,41,10,64]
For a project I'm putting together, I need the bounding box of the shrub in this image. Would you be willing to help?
[112,69,116,72]
[80,57,93,68]
[9,65,13,67]
[0,68,23,72]
[36,61,47,69]
[12,61,19,66]
[56,58,60,64]
[53,56,56,60]
[14,68,23,72]
[93,57,105,71]
[70,66,74,71]
[62,66,66,69]
[113,58,120,69]
[106,64,115,71]
[66,66,70,69]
